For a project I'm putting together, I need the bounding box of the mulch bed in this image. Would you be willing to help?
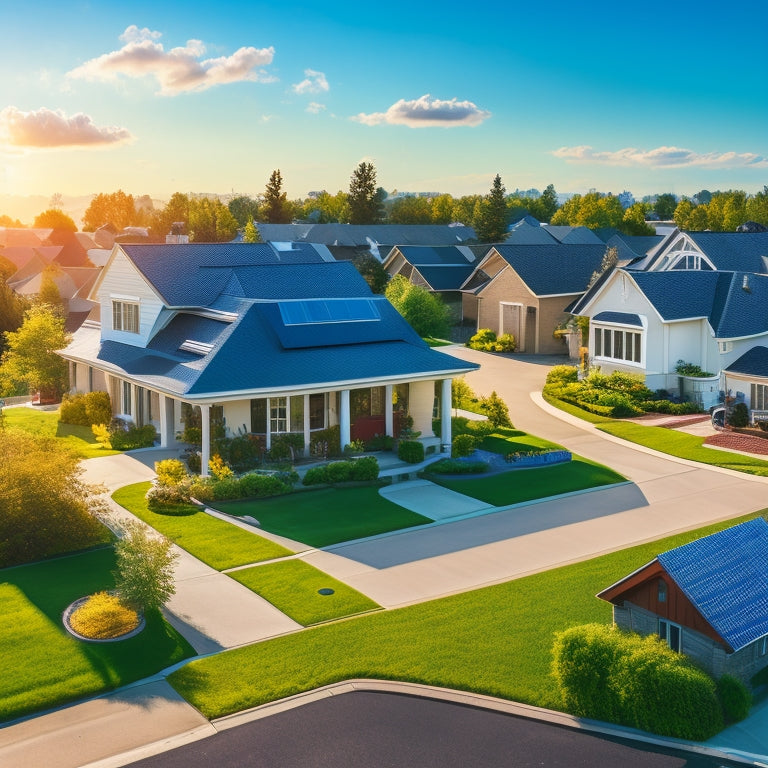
[704,432,768,456]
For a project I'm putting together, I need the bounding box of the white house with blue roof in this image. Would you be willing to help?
[58,243,478,474]
[571,268,768,404]
[598,518,768,682]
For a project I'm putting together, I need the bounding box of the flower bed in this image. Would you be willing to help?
[505,449,572,467]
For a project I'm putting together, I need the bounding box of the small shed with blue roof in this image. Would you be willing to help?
[598,518,768,682]
[59,243,478,474]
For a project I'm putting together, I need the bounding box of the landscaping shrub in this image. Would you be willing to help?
[97,419,156,451]
[310,425,341,458]
[547,365,579,386]
[325,461,353,484]
[479,391,513,428]
[269,433,305,461]
[155,459,188,486]
[675,360,714,378]
[222,434,264,472]
[238,472,291,499]
[146,482,192,509]
[427,458,489,475]
[69,592,140,640]
[349,455,379,481]
[84,391,113,426]
[343,439,367,455]
[208,454,234,481]
[552,624,724,740]
[730,402,749,428]
[398,439,425,464]
[466,328,517,353]
[452,433,478,458]
[210,478,243,501]
[59,393,88,426]
[365,434,394,451]
[302,466,328,486]
[716,675,752,724]
[188,478,215,503]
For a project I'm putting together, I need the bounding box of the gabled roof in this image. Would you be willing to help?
[415,265,475,291]
[390,245,476,266]
[658,518,768,652]
[541,226,604,245]
[1,245,61,270]
[504,220,558,245]
[686,231,768,273]
[724,346,768,377]
[605,233,664,264]
[255,224,477,247]
[599,518,768,653]
[490,243,607,296]
[630,270,768,338]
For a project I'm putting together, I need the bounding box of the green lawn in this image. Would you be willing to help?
[0,548,194,722]
[2,407,121,459]
[112,483,295,570]
[599,422,768,476]
[214,486,432,548]
[478,428,563,456]
[228,560,380,626]
[168,512,765,720]
[429,458,626,507]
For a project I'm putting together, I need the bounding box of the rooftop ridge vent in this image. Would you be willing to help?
[179,339,214,356]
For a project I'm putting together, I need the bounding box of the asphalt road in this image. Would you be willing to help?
[126,691,745,768]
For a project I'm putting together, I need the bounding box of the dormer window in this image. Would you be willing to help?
[112,299,139,334]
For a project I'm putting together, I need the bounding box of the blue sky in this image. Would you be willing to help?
[1,0,767,207]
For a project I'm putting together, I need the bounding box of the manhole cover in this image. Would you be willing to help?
[317,588,335,596]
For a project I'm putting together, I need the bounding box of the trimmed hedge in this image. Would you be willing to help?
[552,624,724,740]
[426,458,489,475]
[716,674,752,724]
[398,440,425,464]
[59,391,113,427]
[452,433,478,458]
[302,456,379,486]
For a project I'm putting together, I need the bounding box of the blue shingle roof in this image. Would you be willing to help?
[416,264,476,291]
[393,246,475,266]
[593,312,642,327]
[657,518,768,652]
[724,346,768,377]
[542,226,604,245]
[492,244,607,295]
[686,232,768,273]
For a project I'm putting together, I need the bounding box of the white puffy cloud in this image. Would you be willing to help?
[306,102,326,114]
[67,26,275,95]
[552,145,768,169]
[352,94,490,128]
[292,69,329,95]
[0,106,133,148]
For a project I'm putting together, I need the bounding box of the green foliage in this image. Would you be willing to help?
[237,472,292,499]
[310,425,341,458]
[730,402,749,428]
[385,275,450,338]
[466,328,516,353]
[262,170,292,224]
[365,433,394,451]
[452,433,479,458]
[107,421,157,450]
[451,377,477,411]
[621,203,655,236]
[551,191,625,229]
[353,253,389,294]
[0,304,70,396]
[674,360,714,377]
[552,624,723,740]
[208,453,234,481]
[82,190,138,231]
[546,365,579,386]
[0,430,109,567]
[155,459,188,486]
[398,439,425,464]
[348,162,384,224]
[33,208,77,231]
[228,196,260,227]
[269,432,305,460]
[716,674,752,724]
[474,174,510,242]
[69,591,140,640]
[60,390,112,426]
[114,521,178,612]
[479,391,513,428]
[242,217,261,242]
[302,456,380,486]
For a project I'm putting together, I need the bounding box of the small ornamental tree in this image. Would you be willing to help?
[114,521,178,612]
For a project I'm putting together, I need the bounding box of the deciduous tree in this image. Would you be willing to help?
[188,197,239,242]
[228,195,260,227]
[242,217,261,242]
[33,209,77,231]
[82,190,138,231]
[653,193,677,220]
[385,274,450,338]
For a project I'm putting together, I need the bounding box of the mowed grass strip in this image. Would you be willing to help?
[478,428,564,456]
[2,407,121,459]
[168,512,764,719]
[112,483,294,570]
[0,548,194,722]
[599,422,768,476]
[228,560,380,626]
[214,486,431,548]
[429,458,626,507]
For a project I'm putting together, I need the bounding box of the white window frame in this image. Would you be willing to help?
[112,299,140,334]
[593,324,643,366]
[753,383,768,412]
[122,380,132,417]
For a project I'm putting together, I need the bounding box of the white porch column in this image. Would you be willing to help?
[441,378,452,452]
[159,394,175,448]
[385,384,394,437]
[200,404,211,477]
[131,383,139,422]
[339,389,351,451]
[265,397,272,450]
[303,394,311,453]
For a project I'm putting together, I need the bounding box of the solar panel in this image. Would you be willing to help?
[279,299,380,325]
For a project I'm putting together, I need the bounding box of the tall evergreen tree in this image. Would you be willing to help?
[348,162,383,224]
[474,174,509,242]
[263,170,292,224]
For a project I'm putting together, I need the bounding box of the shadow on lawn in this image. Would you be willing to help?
[324,482,649,568]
